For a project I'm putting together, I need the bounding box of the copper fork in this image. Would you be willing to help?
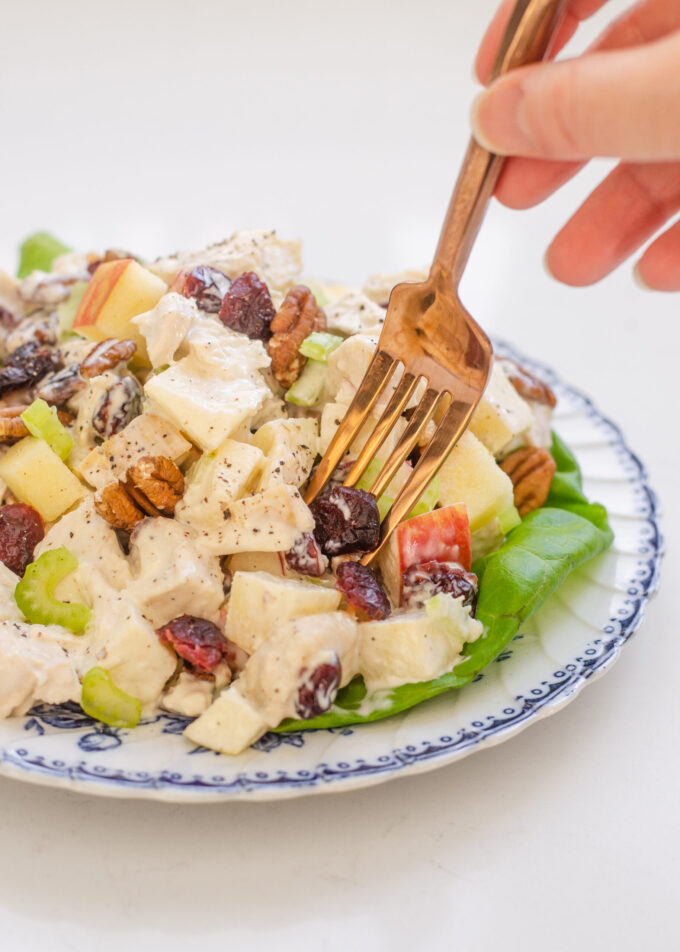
[304,0,568,566]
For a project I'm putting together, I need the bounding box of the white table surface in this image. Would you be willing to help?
[1,2,678,950]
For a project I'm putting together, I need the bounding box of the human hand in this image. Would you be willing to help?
[472,0,680,290]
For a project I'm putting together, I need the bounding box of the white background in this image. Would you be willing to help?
[1,1,678,950]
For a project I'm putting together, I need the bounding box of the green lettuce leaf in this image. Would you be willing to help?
[277,432,613,733]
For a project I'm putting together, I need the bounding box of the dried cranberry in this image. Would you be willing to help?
[285,532,328,577]
[218,271,275,341]
[0,504,45,577]
[401,560,478,612]
[335,561,391,620]
[295,656,342,719]
[156,614,229,674]
[35,364,87,405]
[180,266,231,313]
[310,486,380,556]
[91,376,142,439]
[0,341,59,394]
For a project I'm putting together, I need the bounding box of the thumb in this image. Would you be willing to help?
[471,31,680,161]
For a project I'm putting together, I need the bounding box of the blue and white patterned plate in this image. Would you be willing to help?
[0,342,663,801]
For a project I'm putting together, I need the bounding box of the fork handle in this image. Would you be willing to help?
[432,0,569,289]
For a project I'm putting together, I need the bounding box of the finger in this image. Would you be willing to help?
[472,33,680,161]
[475,0,610,84]
[484,0,680,208]
[635,218,680,291]
[545,161,680,285]
[594,0,680,53]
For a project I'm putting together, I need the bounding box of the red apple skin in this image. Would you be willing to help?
[397,504,471,572]
[380,504,471,605]
[73,258,134,328]
[168,269,186,293]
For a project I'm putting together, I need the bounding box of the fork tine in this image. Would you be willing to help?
[342,372,420,489]
[362,396,476,567]
[369,387,441,498]
[303,349,397,503]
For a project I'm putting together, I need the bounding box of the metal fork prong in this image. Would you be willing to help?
[362,397,475,567]
[342,372,420,490]
[303,349,397,503]
[369,387,441,498]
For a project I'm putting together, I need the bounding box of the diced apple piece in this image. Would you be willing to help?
[77,413,191,488]
[72,258,167,363]
[252,418,318,490]
[175,440,265,529]
[359,598,479,691]
[437,430,514,533]
[378,503,471,605]
[184,686,268,755]
[469,362,533,456]
[225,571,342,654]
[196,485,315,555]
[0,437,84,522]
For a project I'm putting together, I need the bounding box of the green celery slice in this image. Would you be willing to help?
[18,232,71,279]
[21,399,73,461]
[285,359,327,407]
[356,459,440,520]
[15,547,91,633]
[299,332,344,362]
[81,667,141,728]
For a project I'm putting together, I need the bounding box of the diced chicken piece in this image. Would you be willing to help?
[252,418,319,491]
[469,362,533,457]
[0,270,24,322]
[0,563,22,623]
[0,621,81,717]
[127,519,225,628]
[77,413,192,489]
[35,496,131,595]
[195,485,315,555]
[175,440,265,530]
[225,571,342,654]
[81,575,176,711]
[149,230,302,294]
[161,670,215,718]
[361,268,428,304]
[324,290,387,337]
[144,314,271,452]
[132,292,195,368]
[319,401,406,466]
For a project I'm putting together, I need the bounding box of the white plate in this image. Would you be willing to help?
[0,341,663,802]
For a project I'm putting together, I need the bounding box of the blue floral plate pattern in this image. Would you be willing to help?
[0,342,663,801]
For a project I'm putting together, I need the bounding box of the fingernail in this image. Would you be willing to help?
[471,81,535,155]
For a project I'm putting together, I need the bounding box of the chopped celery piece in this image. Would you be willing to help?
[356,458,440,520]
[305,283,331,308]
[285,359,327,407]
[21,399,73,461]
[81,667,141,728]
[299,332,343,362]
[15,547,91,633]
[18,232,71,279]
[57,280,87,337]
[498,505,521,535]
[409,475,442,518]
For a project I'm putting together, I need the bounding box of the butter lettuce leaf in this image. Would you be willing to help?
[277,433,613,733]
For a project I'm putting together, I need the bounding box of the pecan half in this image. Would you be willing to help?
[94,482,145,530]
[125,455,184,515]
[500,447,557,517]
[497,357,556,408]
[0,406,29,443]
[268,285,326,389]
[80,338,137,379]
